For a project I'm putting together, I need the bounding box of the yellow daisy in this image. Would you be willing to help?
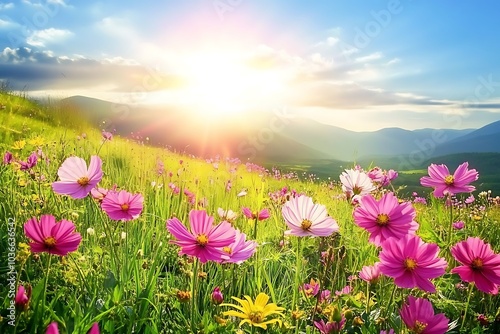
[12,140,26,150]
[28,135,46,147]
[222,292,284,330]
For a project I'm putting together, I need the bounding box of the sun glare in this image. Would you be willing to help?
[175,50,285,118]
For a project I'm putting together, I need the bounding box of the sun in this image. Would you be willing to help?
[175,50,285,118]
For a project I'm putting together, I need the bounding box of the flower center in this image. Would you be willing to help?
[352,186,362,195]
[248,311,263,323]
[43,236,57,248]
[301,219,312,231]
[376,213,390,226]
[413,320,428,333]
[77,176,89,186]
[471,258,483,271]
[223,246,232,255]
[404,258,418,271]
[444,175,454,186]
[196,234,208,246]
[121,203,129,211]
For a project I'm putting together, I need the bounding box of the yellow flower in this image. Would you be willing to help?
[28,136,45,147]
[12,140,26,150]
[222,292,284,330]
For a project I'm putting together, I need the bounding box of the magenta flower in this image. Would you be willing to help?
[166,210,236,263]
[24,215,82,256]
[451,237,500,294]
[220,230,257,264]
[300,278,320,297]
[101,190,144,221]
[52,155,103,199]
[359,262,382,283]
[19,152,38,171]
[353,193,418,247]
[242,207,270,220]
[339,169,375,199]
[314,317,346,334]
[452,221,465,230]
[3,151,13,164]
[211,287,224,305]
[282,195,339,237]
[15,285,31,311]
[88,322,100,334]
[379,235,447,293]
[420,162,478,198]
[91,187,108,202]
[46,322,59,334]
[400,296,449,334]
[380,330,395,334]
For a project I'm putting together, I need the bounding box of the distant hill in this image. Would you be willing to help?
[432,120,500,156]
[60,96,500,164]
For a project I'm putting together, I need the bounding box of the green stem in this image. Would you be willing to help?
[447,194,454,246]
[461,283,474,330]
[292,237,303,311]
[40,255,52,326]
[366,282,371,315]
[190,258,199,333]
[252,217,258,240]
[384,284,398,319]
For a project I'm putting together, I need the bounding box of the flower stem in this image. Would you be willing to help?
[40,255,52,325]
[190,258,199,333]
[461,283,474,330]
[292,237,303,311]
[447,194,454,246]
[366,282,371,315]
[252,217,258,240]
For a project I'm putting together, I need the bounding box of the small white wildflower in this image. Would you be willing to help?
[87,227,95,236]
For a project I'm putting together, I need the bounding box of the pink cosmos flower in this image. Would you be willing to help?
[101,190,144,221]
[3,151,13,164]
[353,193,418,247]
[166,210,236,263]
[335,285,352,296]
[380,330,395,334]
[420,162,478,198]
[452,221,465,230]
[242,207,270,220]
[451,237,500,294]
[339,169,375,200]
[379,235,447,293]
[15,285,31,311]
[359,262,382,283]
[300,278,320,297]
[24,215,82,256]
[52,155,103,199]
[220,230,257,264]
[19,152,38,171]
[46,322,59,334]
[314,317,346,334]
[217,208,238,222]
[282,195,339,237]
[400,296,449,334]
[91,187,108,202]
[102,131,113,141]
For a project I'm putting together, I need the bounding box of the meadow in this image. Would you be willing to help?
[1,91,500,334]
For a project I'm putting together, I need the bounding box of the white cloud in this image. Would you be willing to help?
[26,28,73,47]
[0,3,14,10]
[355,52,383,63]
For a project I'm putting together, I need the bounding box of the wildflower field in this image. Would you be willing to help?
[1,92,500,334]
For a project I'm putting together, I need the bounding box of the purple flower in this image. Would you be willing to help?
[420,162,478,198]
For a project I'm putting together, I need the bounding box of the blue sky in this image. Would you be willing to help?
[1,0,499,130]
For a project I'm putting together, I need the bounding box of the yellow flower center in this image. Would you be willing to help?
[444,175,454,186]
[121,203,129,211]
[43,236,57,248]
[404,258,418,271]
[413,320,428,333]
[376,213,390,226]
[77,176,90,186]
[248,311,263,323]
[301,219,312,231]
[471,258,483,271]
[196,234,208,246]
[352,186,362,195]
[223,246,232,255]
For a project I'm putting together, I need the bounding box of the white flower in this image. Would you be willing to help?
[87,227,95,236]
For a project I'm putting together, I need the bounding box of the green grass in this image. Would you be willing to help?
[1,92,500,333]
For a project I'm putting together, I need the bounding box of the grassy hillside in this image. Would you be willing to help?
[1,92,500,333]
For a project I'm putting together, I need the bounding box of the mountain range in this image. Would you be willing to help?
[59,96,500,167]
